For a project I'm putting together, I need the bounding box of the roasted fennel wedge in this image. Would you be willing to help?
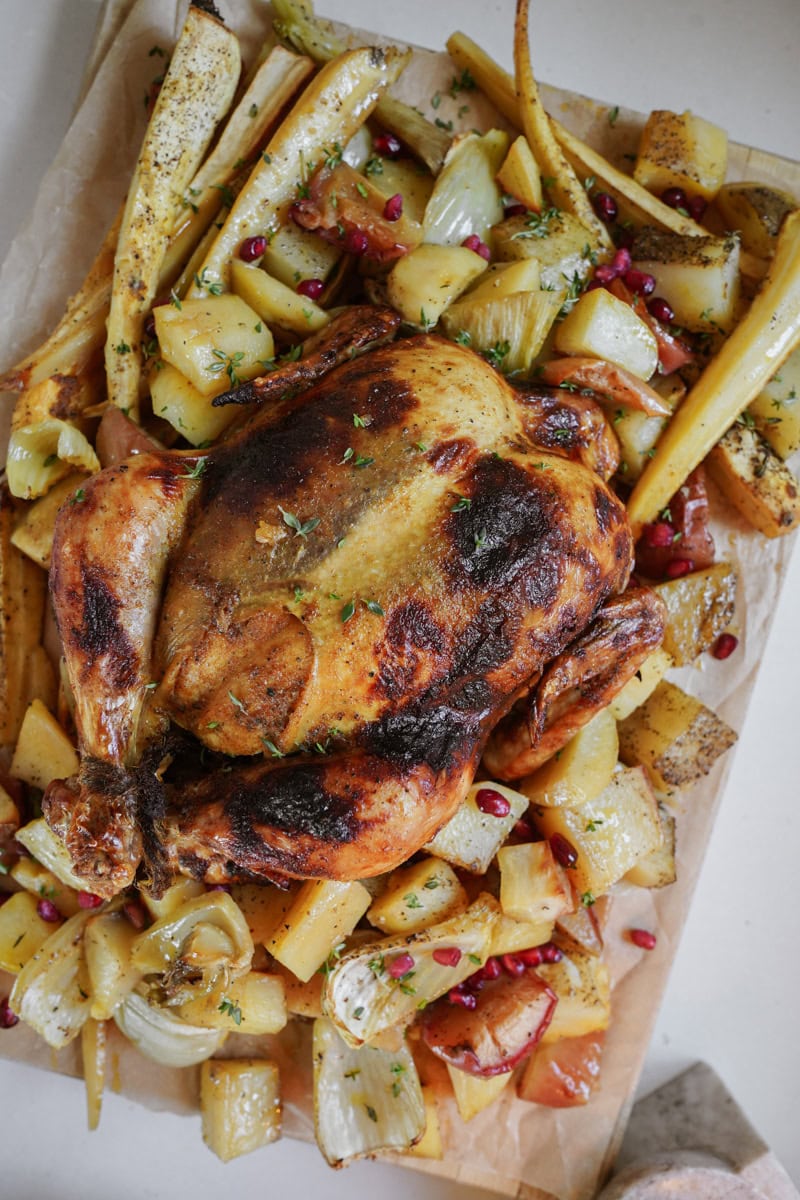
[313,1016,425,1166]
[323,895,501,1047]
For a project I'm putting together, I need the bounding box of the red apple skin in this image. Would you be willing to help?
[421,971,557,1078]
[517,1030,606,1106]
[635,467,716,579]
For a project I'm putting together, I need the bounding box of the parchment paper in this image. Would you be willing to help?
[0,4,798,1198]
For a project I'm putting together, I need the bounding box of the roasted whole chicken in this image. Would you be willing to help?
[45,308,665,898]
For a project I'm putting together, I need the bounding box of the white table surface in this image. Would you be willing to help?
[0,1,798,1196]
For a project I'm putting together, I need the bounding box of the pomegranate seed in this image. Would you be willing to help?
[449,987,477,1009]
[517,946,544,967]
[712,632,739,660]
[296,278,324,300]
[612,247,632,275]
[624,268,656,296]
[505,202,528,217]
[549,832,579,868]
[77,891,103,910]
[373,132,401,157]
[642,521,675,548]
[383,193,403,222]
[432,947,462,967]
[387,952,415,979]
[478,956,502,981]
[501,953,526,977]
[660,186,688,211]
[687,195,707,222]
[475,787,511,818]
[592,192,618,223]
[122,899,148,930]
[512,817,534,840]
[0,997,18,1029]
[238,235,267,262]
[345,228,369,256]
[594,263,618,285]
[665,558,694,579]
[461,234,491,261]
[539,942,563,963]
[629,928,657,951]
[648,296,675,324]
[36,898,60,923]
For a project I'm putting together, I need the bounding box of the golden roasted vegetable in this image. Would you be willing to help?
[440,288,562,374]
[0,490,48,746]
[489,913,554,958]
[630,227,740,332]
[492,208,597,291]
[617,681,737,792]
[714,181,798,259]
[6,419,100,501]
[82,1018,107,1132]
[653,563,737,664]
[607,646,672,721]
[554,288,658,380]
[405,1086,443,1158]
[231,259,329,334]
[149,364,242,447]
[190,45,409,296]
[10,909,93,1047]
[178,971,287,1035]
[105,7,241,414]
[9,857,81,918]
[534,766,662,899]
[313,1017,425,1166]
[518,708,619,810]
[385,244,487,328]
[748,345,800,459]
[10,700,79,790]
[624,805,677,889]
[261,221,341,288]
[0,892,60,974]
[10,473,88,570]
[497,135,543,213]
[513,0,612,251]
[633,109,728,202]
[536,948,611,1043]
[706,422,800,538]
[425,782,528,874]
[201,1059,282,1162]
[446,1065,512,1122]
[627,210,800,535]
[14,817,89,891]
[496,841,573,924]
[140,876,205,922]
[153,293,274,398]
[366,858,468,935]
[267,880,372,982]
[229,882,298,946]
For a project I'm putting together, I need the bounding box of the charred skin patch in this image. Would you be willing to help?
[375,600,448,701]
[363,704,483,774]
[426,437,476,474]
[146,463,183,501]
[206,353,419,516]
[445,455,564,605]
[73,563,138,690]
[225,762,361,855]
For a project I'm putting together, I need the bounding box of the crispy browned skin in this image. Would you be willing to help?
[47,328,634,894]
[483,586,667,780]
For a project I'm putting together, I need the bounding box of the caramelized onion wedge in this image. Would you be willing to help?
[538,357,671,418]
[114,990,226,1067]
[324,895,501,1047]
[313,1017,425,1166]
[10,910,93,1048]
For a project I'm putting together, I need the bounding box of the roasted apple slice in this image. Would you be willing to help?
[517,1030,605,1107]
[421,969,556,1078]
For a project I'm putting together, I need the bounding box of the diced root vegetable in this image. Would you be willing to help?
[492,209,598,293]
[10,700,79,791]
[424,782,528,874]
[231,259,329,335]
[446,1064,512,1122]
[496,841,573,925]
[535,948,611,1044]
[0,892,61,974]
[201,1059,281,1162]
[624,805,677,888]
[533,766,662,897]
[229,881,298,946]
[441,288,562,375]
[140,876,205,922]
[178,971,287,1035]
[630,227,740,332]
[706,423,800,538]
[497,135,543,213]
[386,244,487,328]
[653,562,737,665]
[554,288,658,381]
[519,708,619,810]
[714,182,798,259]
[626,210,800,536]
[405,1086,443,1157]
[748,345,800,459]
[608,646,672,721]
[84,910,142,1020]
[633,110,728,202]
[617,681,737,792]
[150,364,241,447]
[153,293,275,398]
[366,858,468,935]
[267,880,371,982]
